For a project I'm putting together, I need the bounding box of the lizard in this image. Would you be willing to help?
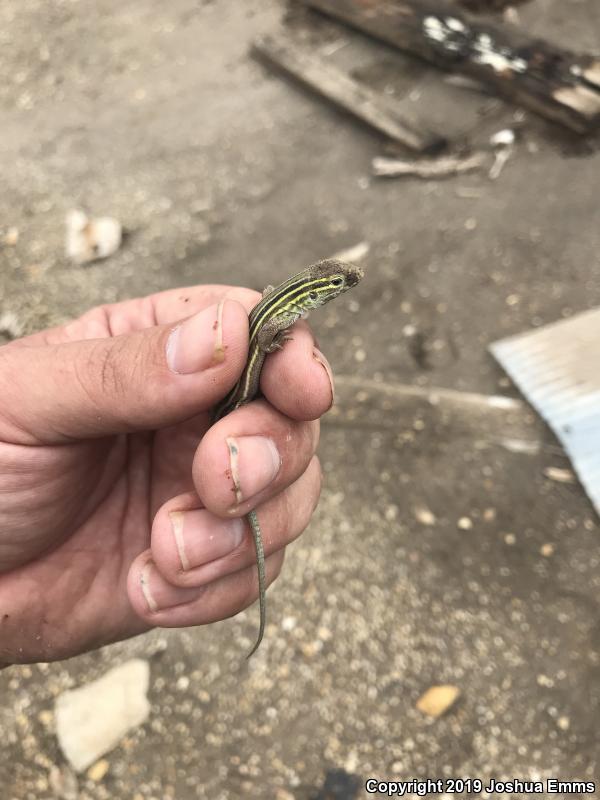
[212,258,364,656]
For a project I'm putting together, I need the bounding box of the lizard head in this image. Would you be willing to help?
[300,258,365,310]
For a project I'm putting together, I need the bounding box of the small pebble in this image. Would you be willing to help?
[86,759,110,782]
[540,543,554,557]
[4,226,19,246]
[416,685,460,718]
[457,517,473,530]
[543,467,576,484]
[504,532,516,545]
[415,507,436,526]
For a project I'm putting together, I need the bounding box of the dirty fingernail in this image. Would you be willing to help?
[139,558,207,613]
[169,510,244,571]
[166,300,227,374]
[140,560,159,613]
[226,435,281,505]
[313,346,335,407]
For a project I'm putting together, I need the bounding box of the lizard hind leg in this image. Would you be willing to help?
[264,331,294,353]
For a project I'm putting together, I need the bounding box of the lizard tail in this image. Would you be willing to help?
[245,509,266,658]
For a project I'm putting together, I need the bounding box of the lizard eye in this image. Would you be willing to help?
[330,277,344,287]
[309,291,318,301]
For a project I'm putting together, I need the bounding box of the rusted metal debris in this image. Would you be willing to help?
[252,33,446,152]
[296,0,600,133]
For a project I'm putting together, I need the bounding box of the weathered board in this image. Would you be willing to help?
[252,33,446,152]
[297,0,600,133]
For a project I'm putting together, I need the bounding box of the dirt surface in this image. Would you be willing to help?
[1,1,600,798]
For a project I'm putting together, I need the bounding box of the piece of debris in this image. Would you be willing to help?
[4,226,19,246]
[372,152,487,179]
[488,128,515,179]
[457,516,473,530]
[543,466,576,484]
[252,33,446,153]
[0,311,24,341]
[490,128,515,148]
[86,759,110,782]
[299,0,600,133]
[54,659,150,772]
[415,506,437,526]
[490,307,600,516]
[540,543,555,557]
[416,684,460,717]
[49,765,79,800]
[65,209,122,264]
[332,241,370,263]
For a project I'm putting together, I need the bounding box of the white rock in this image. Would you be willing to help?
[65,209,122,264]
[490,128,515,148]
[55,659,150,772]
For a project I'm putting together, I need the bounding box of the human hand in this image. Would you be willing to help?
[0,283,332,664]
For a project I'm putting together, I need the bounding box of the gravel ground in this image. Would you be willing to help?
[1,1,600,798]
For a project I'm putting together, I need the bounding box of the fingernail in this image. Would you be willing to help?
[226,435,281,505]
[313,347,335,408]
[140,560,159,613]
[169,510,244,571]
[140,558,206,613]
[166,300,227,374]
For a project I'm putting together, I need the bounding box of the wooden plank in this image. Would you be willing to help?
[297,0,600,133]
[252,33,446,152]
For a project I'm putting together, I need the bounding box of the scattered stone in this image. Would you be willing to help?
[65,209,122,264]
[457,516,473,530]
[49,765,79,800]
[301,640,323,659]
[540,543,555,557]
[0,311,24,340]
[503,532,516,545]
[87,759,110,782]
[557,715,570,731]
[543,466,576,484]
[276,791,296,800]
[55,659,151,772]
[38,709,54,727]
[537,674,554,688]
[416,685,460,718]
[415,507,436,526]
[490,128,516,148]
[4,226,19,246]
[483,507,496,522]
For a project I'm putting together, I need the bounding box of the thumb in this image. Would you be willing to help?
[0,300,249,443]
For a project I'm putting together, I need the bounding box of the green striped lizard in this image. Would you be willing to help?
[212,258,364,656]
